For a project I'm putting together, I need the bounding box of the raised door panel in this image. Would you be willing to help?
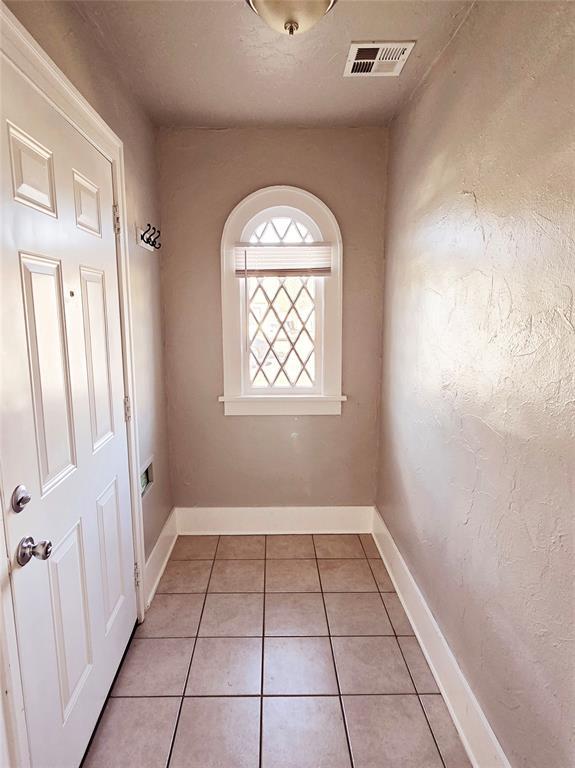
[73,170,101,236]
[80,267,114,451]
[20,254,76,493]
[96,478,125,634]
[48,522,93,723]
[8,122,57,216]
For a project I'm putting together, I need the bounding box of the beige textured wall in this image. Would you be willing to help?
[8,1,173,557]
[158,127,387,507]
[376,3,575,767]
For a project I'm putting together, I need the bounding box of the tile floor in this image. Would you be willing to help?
[83,534,471,768]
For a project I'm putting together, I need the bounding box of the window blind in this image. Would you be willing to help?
[234,243,332,277]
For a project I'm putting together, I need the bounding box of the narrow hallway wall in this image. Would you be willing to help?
[158,127,387,508]
[376,3,574,766]
[8,1,173,557]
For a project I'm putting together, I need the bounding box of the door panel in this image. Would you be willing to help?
[80,267,114,451]
[20,253,77,491]
[96,478,125,634]
[48,521,93,722]
[8,121,57,216]
[1,55,137,768]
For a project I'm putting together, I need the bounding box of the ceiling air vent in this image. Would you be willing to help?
[344,41,416,77]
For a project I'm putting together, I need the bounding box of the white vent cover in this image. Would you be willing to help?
[344,41,416,77]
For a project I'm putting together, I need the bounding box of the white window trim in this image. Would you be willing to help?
[220,186,345,416]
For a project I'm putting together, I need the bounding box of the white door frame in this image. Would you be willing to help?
[0,3,146,764]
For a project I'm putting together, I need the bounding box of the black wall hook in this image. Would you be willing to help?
[141,223,161,249]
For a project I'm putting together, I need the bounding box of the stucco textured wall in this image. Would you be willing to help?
[8,1,173,557]
[376,3,575,767]
[158,127,387,507]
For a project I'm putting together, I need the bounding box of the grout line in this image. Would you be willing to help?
[79,622,139,766]
[378,588,447,768]
[312,535,356,768]
[165,539,219,767]
[134,633,405,640]
[108,692,425,699]
[258,535,267,768]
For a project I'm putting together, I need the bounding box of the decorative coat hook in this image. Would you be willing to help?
[141,223,161,250]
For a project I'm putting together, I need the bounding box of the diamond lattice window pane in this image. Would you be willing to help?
[284,276,303,301]
[275,371,290,388]
[253,370,268,388]
[262,351,281,384]
[273,329,291,363]
[261,309,280,343]
[283,222,304,243]
[273,288,292,322]
[273,217,291,238]
[295,289,314,321]
[284,350,303,384]
[296,370,313,388]
[306,352,315,380]
[243,216,320,391]
[262,277,281,300]
[295,331,314,361]
[251,331,268,362]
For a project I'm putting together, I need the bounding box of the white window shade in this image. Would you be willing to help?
[234,243,332,276]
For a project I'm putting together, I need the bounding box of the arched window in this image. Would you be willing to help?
[220,186,345,415]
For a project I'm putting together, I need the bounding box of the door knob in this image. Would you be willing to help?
[11,485,32,513]
[16,536,53,566]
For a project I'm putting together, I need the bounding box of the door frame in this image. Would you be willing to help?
[0,3,146,764]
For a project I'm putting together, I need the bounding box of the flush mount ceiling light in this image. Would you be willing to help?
[245,0,338,35]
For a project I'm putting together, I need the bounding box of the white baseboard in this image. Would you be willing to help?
[175,505,374,535]
[372,509,511,768]
[143,507,177,608]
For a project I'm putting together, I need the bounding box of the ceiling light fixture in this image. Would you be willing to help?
[245,0,338,36]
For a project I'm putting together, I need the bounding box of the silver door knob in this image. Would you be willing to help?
[16,536,53,566]
[11,485,32,513]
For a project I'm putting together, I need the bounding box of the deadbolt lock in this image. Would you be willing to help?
[11,485,32,513]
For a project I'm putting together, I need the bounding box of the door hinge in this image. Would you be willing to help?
[134,562,141,589]
[123,395,131,422]
[113,203,121,235]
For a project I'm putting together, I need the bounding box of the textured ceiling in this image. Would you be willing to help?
[70,0,472,127]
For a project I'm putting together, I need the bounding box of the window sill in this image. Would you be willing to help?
[218,395,347,416]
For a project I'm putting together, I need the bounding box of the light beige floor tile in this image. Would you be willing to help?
[157,560,212,593]
[262,697,351,768]
[264,637,338,694]
[135,594,204,638]
[343,695,443,768]
[216,535,265,559]
[266,534,315,559]
[398,636,439,693]
[186,637,262,695]
[171,535,218,560]
[314,534,365,558]
[420,695,473,768]
[170,697,260,768]
[318,559,377,592]
[199,593,263,636]
[265,593,328,636]
[265,558,320,592]
[83,697,179,768]
[369,558,395,591]
[324,593,393,635]
[111,639,194,696]
[382,593,415,635]
[208,559,264,592]
[359,534,380,558]
[332,636,415,694]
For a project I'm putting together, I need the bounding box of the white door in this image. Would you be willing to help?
[1,55,137,768]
